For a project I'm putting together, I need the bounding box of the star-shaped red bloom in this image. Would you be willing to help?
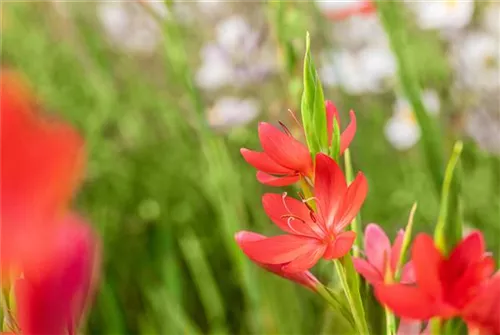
[237,153,367,273]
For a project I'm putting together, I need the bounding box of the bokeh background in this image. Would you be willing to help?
[2,1,499,334]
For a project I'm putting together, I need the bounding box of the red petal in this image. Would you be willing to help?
[445,231,485,281]
[375,284,436,320]
[15,214,100,335]
[258,122,312,175]
[238,234,319,265]
[262,193,321,238]
[448,256,496,307]
[353,258,383,285]
[282,244,327,273]
[314,153,347,230]
[412,234,443,299]
[340,110,357,155]
[326,100,340,145]
[235,230,266,244]
[240,148,292,174]
[235,231,320,291]
[256,171,300,186]
[323,231,356,260]
[1,71,85,269]
[364,223,391,274]
[462,273,500,335]
[335,172,368,231]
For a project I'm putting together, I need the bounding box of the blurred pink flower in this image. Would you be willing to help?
[15,215,101,335]
[353,223,414,284]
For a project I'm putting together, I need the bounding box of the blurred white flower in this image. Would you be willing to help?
[196,0,226,16]
[451,31,499,91]
[405,0,474,31]
[98,0,167,54]
[196,15,275,90]
[385,116,422,151]
[465,106,500,155]
[215,15,259,53]
[385,90,440,151]
[321,45,396,94]
[482,3,500,36]
[196,44,235,89]
[332,15,387,48]
[207,97,260,129]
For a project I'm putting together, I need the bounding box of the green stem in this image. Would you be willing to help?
[1,288,19,333]
[429,318,442,335]
[333,260,370,335]
[385,307,396,335]
[316,284,352,322]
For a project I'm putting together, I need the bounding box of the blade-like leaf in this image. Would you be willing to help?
[394,203,417,281]
[334,255,370,335]
[434,142,464,255]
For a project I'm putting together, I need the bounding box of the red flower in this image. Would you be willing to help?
[0,70,85,271]
[353,223,415,285]
[375,232,499,334]
[236,153,367,273]
[235,231,320,291]
[241,101,356,186]
[462,273,500,335]
[15,214,100,335]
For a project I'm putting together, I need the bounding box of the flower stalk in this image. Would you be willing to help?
[334,258,370,335]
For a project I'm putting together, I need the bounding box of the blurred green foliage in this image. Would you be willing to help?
[2,2,499,334]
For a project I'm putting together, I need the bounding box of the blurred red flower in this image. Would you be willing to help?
[375,232,500,335]
[241,101,356,187]
[0,69,101,335]
[1,70,86,271]
[236,153,367,273]
[322,1,376,21]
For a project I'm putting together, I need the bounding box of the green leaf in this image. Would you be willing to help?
[434,141,464,255]
[394,203,417,281]
[301,32,327,156]
[334,255,370,335]
[316,284,355,329]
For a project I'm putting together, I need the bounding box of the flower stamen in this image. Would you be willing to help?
[279,121,293,137]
